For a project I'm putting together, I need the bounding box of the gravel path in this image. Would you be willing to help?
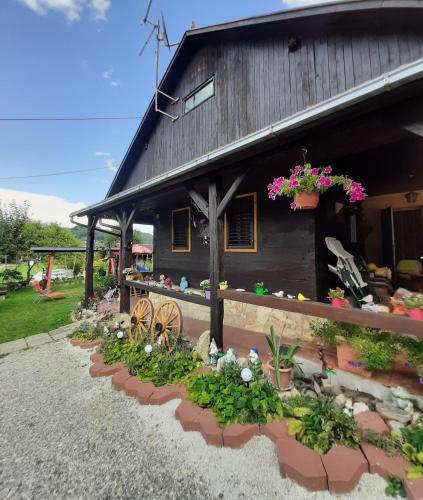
[0,341,390,500]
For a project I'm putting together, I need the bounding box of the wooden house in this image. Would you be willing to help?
[72,0,423,347]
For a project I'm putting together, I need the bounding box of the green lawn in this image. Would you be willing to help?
[0,281,84,343]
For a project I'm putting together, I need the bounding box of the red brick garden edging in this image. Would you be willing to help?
[70,344,423,498]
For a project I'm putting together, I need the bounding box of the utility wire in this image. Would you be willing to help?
[0,166,113,180]
[0,116,142,122]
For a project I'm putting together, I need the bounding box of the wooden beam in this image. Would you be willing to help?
[217,168,250,218]
[186,187,209,219]
[218,289,423,339]
[118,208,133,314]
[84,215,96,306]
[126,281,211,307]
[209,178,224,348]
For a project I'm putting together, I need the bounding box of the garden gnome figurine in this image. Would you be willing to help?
[249,347,260,367]
[159,274,166,286]
[209,338,218,366]
[217,347,236,371]
[180,276,189,292]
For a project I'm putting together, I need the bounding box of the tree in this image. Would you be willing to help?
[0,201,30,262]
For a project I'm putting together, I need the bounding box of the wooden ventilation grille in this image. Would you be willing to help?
[172,208,191,252]
[225,193,256,251]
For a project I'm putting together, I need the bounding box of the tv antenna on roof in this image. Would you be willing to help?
[140,0,180,122]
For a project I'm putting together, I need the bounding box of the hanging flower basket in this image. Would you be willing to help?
[295,191,320,209]
[267,163,366,210]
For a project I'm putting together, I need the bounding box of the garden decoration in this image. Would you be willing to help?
[216,347,236,371]
[219,281,228,290]
[267,163,366,210]
[151,300,183,352]
[130,297,154,342]
[179,276,189,292]
[327,287,349,308]
[209,338,218,365]
[200,279,211,299]
[403,294,423,321]
[165,277,172,290]
[255,282,267,296]
[297,293,310,301]
[248,347,260,366]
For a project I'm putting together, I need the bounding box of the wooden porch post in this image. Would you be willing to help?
[84,215,96,305]
[209,179,224,348]
[117,207,134,314]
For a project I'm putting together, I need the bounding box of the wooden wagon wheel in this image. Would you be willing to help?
[130,297,154,343]
[152,300,183,352]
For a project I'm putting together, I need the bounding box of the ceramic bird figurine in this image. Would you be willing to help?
[297,293,311,301]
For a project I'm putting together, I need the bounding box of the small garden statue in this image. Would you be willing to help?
[180,276,189,292]
[159,274,166,287]
[209,338,218,365]
[217,347,236,371]
[249,347,260,366]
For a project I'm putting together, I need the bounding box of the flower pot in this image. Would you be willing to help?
[335,336,372,378]
[267,360,292,389]
[294,191,320,209]
[331,298,346,308]
[256,287,264,296]
[405,308,423,321]
[204,290,211,300]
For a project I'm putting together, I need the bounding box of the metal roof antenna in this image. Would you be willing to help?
[139,0,180,122]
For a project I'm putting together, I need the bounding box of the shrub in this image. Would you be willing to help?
[187,363,283,426]
[284,396,360,454]
[68,321,103,342]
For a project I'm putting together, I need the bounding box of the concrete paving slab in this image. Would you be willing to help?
[0,338,28,355]
[26,332,53,347]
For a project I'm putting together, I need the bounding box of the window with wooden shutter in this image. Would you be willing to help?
[172,207,191,252]
[224,193,257,252]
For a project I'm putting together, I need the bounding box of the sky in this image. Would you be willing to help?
[0,0,338,228]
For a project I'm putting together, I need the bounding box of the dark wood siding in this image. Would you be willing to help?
[120,27,423,192]
[153,165,318,298]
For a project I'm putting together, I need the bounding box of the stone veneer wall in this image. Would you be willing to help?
[149,292,316,341]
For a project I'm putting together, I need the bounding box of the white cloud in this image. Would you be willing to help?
[17,0,110,22]
[110,79,120,87]
[95,151,111,157]
[102,66,113,79]
[283,0,340,6]
[0,188,85,227]
[90,0,110,21]
[106,159,118,172]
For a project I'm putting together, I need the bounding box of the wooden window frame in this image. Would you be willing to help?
[224,192,257,253]
[183,76,215,115]
[171,207,191,253]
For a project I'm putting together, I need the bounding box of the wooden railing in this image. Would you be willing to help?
[218,289,423,338]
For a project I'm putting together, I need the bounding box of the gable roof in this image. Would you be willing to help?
[105,0,423,198]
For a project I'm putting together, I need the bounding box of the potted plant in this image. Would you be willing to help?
[164,277,172,290]
[255,282,265,296]
[200,279,211,299]
[267,163,366,210]
[327,288,349,308]
[403,295,423,321]
[219,281,228,290]
[266,326,303,390]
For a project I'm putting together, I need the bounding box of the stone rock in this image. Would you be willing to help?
[411,412,422,426]
[278,387,301,400]
[353,402,370,416]
[388,420,405,433]
[195,330,210,364]
[394,398,414,413]
[391,386,412,400]
[376,402,413,425]
[334,394,347,407]
[236,357,249,369]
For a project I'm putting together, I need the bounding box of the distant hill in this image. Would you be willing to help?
[70,226,153,245]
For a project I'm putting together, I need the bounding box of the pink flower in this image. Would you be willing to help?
[309,168,319,176]
[294,165,302,175]
[289,174,297,181]
[288,179,299,188]
[318,176,332,187]
[324,166,332,174]
[290,201,297,210]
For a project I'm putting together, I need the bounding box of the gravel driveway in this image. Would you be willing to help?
[0,340,390,500]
